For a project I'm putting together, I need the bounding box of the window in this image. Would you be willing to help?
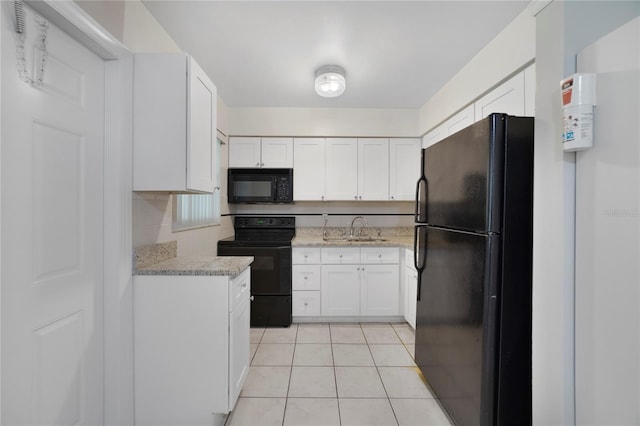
[172,137,222,231]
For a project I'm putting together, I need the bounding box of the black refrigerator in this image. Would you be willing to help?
[413,113,533,426]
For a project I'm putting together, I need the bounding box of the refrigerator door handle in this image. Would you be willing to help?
[414,176,427,223]
[413,225,427,301]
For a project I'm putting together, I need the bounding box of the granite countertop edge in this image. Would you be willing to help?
[133,241,253,277]
[291,235,414,249]
[134,256,254,277]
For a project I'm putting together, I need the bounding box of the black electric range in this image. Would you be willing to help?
[217,216,295,327]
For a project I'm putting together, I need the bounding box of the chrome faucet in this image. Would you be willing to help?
[349,216,368,238]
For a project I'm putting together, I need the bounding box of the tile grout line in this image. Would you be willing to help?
[283,324,298,426]
[328,323,343,426]
[367,321,402,426]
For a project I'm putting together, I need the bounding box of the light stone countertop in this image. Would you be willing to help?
[133,241,253,277]
[292,227,415,249]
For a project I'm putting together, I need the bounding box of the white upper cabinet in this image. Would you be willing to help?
[389,138,421,201]
[133,53,217,193]
[228,137,261,168]
[228,137,293,168]
[293,138,326,201]
[325,138,390,201]
[474,71,525,120]
[422,124,446,149]
[422,65,535,148]
[325,138,358,200]
[358,138,389,201]
[445,104,475,135]
[422,105,474,148]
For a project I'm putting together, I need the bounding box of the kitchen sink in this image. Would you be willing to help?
[322,236,388,242]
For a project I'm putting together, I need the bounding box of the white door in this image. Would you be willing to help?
[445,104,475,135]
[1,4,105,424]
[389,138,421,201]
[357,138,389,201]
[293,138,325,201]
[261,137,293,168]
[360,265,400,316]
[187,55,216,192]
[325,138,358,201]
[321,265,360,316]
[474,72,525,120]
[229,137,261,168]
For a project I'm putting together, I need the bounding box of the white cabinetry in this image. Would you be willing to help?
[292,248,321,316]
[293,138,326,201]
[389,138,421,200]
[358,138,389,200]
[422,105,475,148]
[133,53,217,193]
[474,71,525,120]
[321,265,361,316]
[325,138,359,200]
[229,137,293,168]
[320,247,400,317]
[325,138,389,201]
[445,104,475,135]
[134,268,250,425]
[422,64,535,149]
[403,249,417,329]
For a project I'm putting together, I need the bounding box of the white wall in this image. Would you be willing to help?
[417,9,536,135]
[575,16,640,424]
[228,107,418,137]
[533,2,640,425]
[532,3,576,423]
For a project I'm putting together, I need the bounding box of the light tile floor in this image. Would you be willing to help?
[225,322,453,426]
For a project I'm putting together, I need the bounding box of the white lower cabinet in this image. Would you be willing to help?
[292,248,322,316]
[134,268,251,425]
[403,249,418,329]
[321,265,361,316]
[319,247,400,318]
[360,264,401,316]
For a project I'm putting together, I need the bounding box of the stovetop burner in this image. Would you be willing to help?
[218,216,296,245]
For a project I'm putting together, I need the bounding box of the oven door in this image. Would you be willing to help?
[218,244,292,295]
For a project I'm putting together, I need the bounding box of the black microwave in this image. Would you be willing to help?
[228,168,293,204]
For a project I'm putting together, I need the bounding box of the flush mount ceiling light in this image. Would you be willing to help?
[314,65,346,98]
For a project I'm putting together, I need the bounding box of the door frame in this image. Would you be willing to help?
[0,1,134,424]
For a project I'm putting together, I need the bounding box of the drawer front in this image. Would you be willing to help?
[292,291,321,316]
[361,247,400,264]
[292,265,321,290]
[292,247,321,264]
[321,247,360,264]
[229,267,251,312]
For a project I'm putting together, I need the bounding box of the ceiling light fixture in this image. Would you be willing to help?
[314,65,346,98]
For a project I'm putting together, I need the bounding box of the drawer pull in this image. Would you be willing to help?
[304,276,308,280]
[304,302,308,306]
[241,283,248,288]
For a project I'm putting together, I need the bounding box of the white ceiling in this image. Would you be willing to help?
[142,1,529,109]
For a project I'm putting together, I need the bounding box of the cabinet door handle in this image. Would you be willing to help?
[359,196,362,200]
[250,296,255,301]
[304,302,308,306]
[321,196,325,201]
[354,195,358,200]
[304,276,308,280]
[255,162,260,167]
[391,196,395,200]
[260,162,264,167]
